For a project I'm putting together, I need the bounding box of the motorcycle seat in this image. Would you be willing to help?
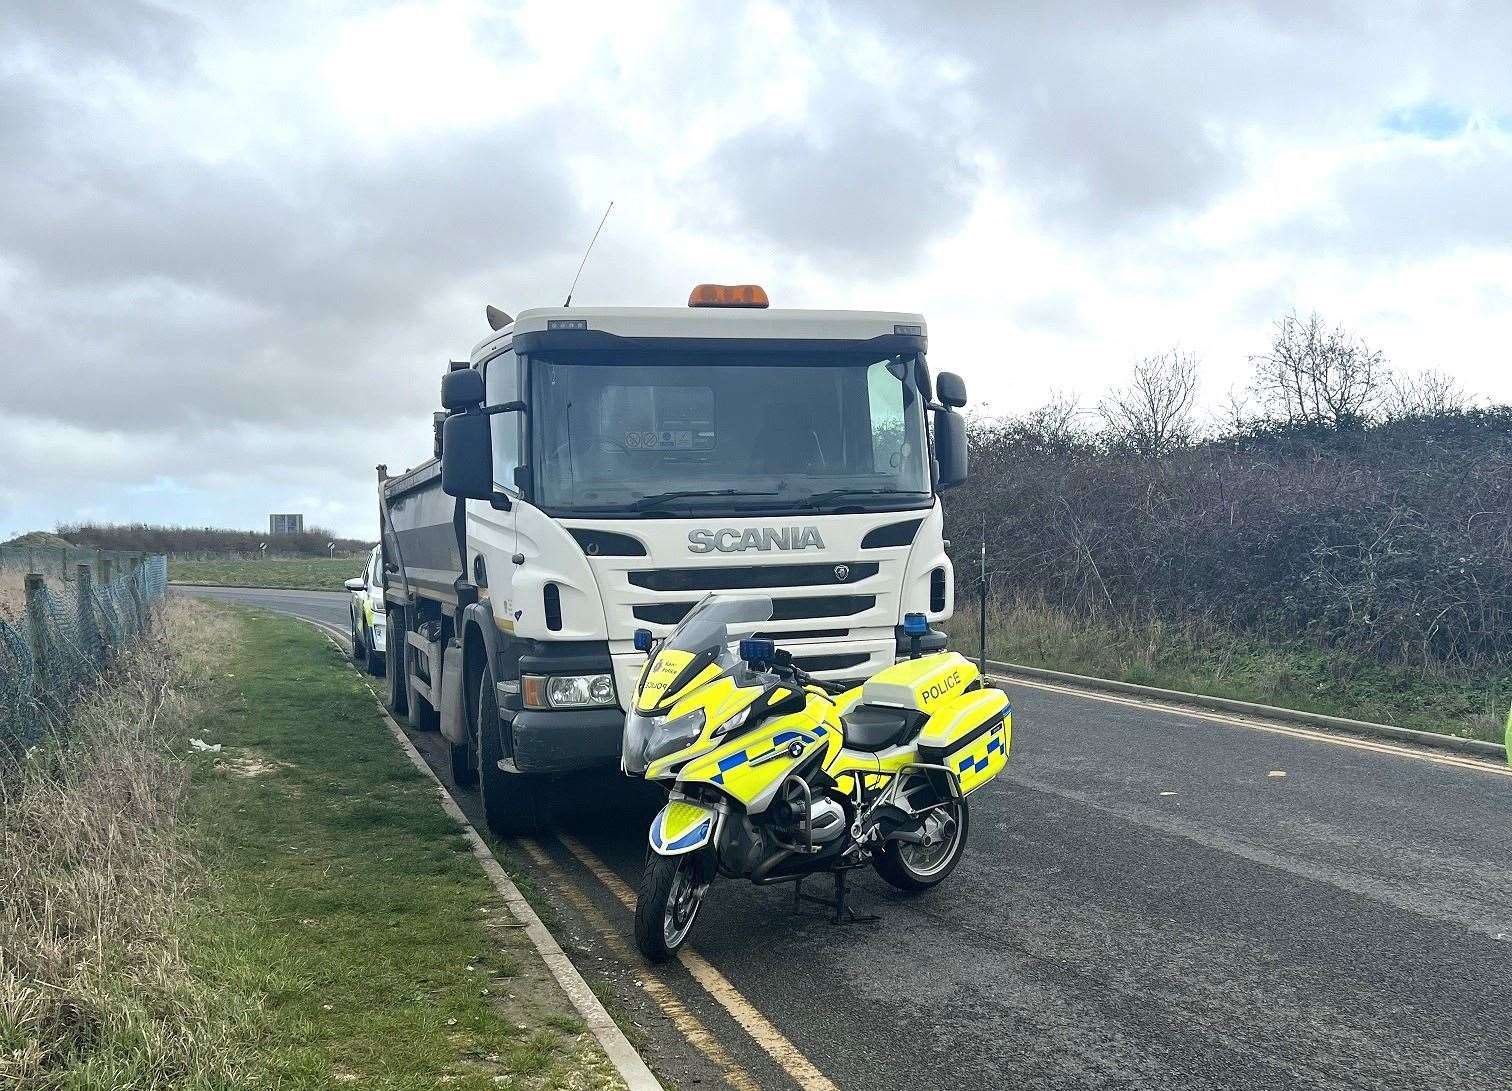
[841,703,927,752]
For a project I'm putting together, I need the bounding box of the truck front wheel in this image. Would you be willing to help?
[450,733,478,788]
[477,662,543,835]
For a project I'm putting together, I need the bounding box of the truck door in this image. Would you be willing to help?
[470,346,521,622]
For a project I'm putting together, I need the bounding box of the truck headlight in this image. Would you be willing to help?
[522,673,617,710]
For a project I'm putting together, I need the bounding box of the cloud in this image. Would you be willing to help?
[1382,100,1471,139]
[4,1,1512,538]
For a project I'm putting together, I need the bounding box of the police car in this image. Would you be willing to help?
[345,546,386,676]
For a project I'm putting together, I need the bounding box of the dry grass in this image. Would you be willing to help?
[0,596,244,1087]
[948,591,1507,741]
[0,566,30,624]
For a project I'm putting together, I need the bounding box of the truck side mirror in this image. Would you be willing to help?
[936,371,967,410]
[934,409,968,491]
[441,368,484,411]
[441,412,494,500]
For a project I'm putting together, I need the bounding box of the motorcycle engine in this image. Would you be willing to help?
[773,776,849,848]
[793,796,847,844]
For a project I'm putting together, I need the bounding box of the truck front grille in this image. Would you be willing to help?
[791,651,870,673]
[633,595,876,627]
[628,562,878,592]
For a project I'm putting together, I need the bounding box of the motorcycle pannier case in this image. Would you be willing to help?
[915,689,1011,795]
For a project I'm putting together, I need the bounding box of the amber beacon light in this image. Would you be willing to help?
[687,283,770,308]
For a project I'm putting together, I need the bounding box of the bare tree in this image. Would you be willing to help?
[1028,388,1085,446]
[1384,368,1472,418]
[1249,311,1386,428]
[1098,350,1200,457]
[1215,384,1256,434]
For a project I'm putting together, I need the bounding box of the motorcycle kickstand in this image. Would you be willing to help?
[829,870,880,925]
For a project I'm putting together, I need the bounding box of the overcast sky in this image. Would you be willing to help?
[3,1,1511,540]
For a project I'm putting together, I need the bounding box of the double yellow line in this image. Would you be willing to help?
[302,613,839,1090]
[523,833,841,1091]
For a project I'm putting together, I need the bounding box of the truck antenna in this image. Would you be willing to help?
[563,201,614,308]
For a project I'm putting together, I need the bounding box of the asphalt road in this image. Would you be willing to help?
[177,586,1512,1091]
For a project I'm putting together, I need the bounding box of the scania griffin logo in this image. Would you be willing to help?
[687,526,826,554]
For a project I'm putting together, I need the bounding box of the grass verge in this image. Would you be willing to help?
[947,593,1509,744]
[185,607,626,1088]
[168,557,361,592]
[1,599,627,1088]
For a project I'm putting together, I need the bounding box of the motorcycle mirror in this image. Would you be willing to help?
[739,637,776,665]
[633,628,653,653]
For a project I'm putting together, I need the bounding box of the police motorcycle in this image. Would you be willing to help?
[623,594,1012,963]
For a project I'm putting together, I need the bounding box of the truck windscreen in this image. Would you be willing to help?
[530,353,931,515]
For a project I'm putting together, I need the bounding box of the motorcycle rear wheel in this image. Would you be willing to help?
[874,798,969,891]
[635,854,705,963]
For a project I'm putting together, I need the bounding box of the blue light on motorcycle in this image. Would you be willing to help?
[738,637,775,664]
[633,628,653,652]
[902,612,929,636]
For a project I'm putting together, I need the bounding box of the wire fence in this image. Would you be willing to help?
[0,555,168,766]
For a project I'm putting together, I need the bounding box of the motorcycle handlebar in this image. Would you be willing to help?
[787,665,849,696]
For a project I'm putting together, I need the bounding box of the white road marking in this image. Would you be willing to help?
[997,673,1512,779]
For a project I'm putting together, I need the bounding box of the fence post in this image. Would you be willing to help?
[76,563,101,668]
[24,574,47,691]
[127,555,147,635]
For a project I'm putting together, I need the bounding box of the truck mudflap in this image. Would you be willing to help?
[506,705,624,774]
[439,637,468,746]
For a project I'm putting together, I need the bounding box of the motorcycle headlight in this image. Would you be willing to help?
[712,705,752,737]
[648,707,706,762]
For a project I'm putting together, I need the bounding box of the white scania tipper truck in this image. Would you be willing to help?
[379,283,971,835]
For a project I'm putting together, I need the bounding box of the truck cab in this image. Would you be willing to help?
[385,285,969,834]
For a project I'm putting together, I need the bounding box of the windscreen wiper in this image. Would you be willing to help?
[798,487,917,508]
[631,488,779,510]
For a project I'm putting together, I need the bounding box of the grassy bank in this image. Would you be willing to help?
[187,609,624,1088]
[169,556,359,591]
[1,598,240,1085]
[1,599,624,1088]
[947,593,1508,744]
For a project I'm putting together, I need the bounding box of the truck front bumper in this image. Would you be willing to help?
[504,705,624,774]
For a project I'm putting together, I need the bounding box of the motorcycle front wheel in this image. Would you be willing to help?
[634,854,706,963]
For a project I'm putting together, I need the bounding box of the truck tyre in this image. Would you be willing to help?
[449,736,478,788]
[477,662,543,835]
[385,608,409,718]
